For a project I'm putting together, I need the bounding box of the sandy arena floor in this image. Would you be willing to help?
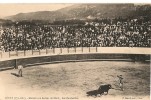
[0,61,150,100]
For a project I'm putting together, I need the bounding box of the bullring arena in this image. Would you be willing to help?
[0,47,150,100]
[1,3,151,100]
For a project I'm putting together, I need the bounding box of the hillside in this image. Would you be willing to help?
[4,4,151,21]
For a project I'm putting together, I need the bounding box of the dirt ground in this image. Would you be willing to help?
[0,61,150,100]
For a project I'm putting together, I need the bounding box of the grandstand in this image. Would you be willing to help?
[0,18,151,52]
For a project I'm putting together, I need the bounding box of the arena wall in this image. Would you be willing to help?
[0,53,150,71]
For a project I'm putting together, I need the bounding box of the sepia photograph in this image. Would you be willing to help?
[0,2,150,100]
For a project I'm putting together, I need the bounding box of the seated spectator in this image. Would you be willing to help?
[0,18,150,52]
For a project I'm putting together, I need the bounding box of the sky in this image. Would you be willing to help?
[0,4,73,18]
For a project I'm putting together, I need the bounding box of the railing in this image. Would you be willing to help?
[0,47,98,59]
[0,47,151,59]
[0,51,2,58]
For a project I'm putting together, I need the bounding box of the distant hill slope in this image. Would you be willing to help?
[4,4,151,21]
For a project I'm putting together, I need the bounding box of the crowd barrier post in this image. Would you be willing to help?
[89,47,90,52]
[68,48,69,53]
[53,48,55,54]
[0,52,2,58]
[32,49,33,55]
[16,50,18,56]
[60,48,62,53]
[9,51,10,58]
[75,47,76,53]
[96,46,98,52]
[46,48,48,54]
[24,50,26,56]
[39,49,41,55]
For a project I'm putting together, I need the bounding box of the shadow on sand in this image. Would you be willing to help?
[11,73,19,77]
[86,89,104,97]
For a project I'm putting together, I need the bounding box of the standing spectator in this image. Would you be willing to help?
[18,65,23,77]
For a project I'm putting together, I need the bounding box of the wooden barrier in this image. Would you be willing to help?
[0,53,150,71]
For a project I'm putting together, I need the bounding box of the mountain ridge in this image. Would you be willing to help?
[4,4,151,21]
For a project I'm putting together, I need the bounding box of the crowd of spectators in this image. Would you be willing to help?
[0,18,151,52]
